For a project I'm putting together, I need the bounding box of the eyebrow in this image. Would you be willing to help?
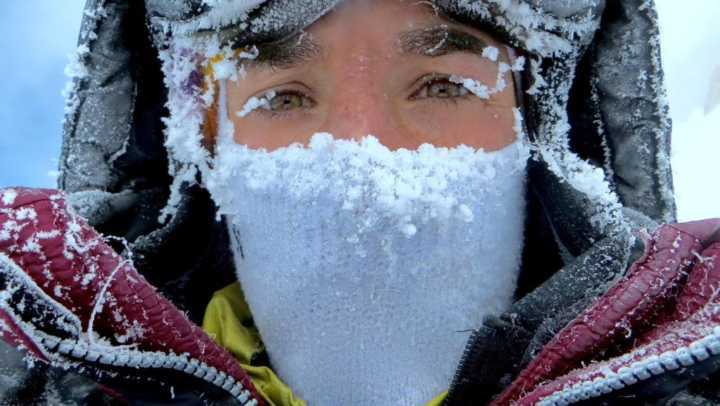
[243,32,322,70]
[398,25,490,57]
[243,24,491,71]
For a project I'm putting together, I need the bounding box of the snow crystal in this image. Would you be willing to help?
[399,222,418,238]
[426,30,449,55]
[513,107,525,138]
[509,55,527,72]
[80,269,97,288]
[483,46,500,62]
[236,91,275,118]
[458,204,474,222]
[526,57,548,95]
[449,56,525,101]
[21,240,41,255]
[162,0,264,34]
[237,45,259,61]
[210,46,259,81]
[62,43,90,118]
[0,219,21,242]
[537,143,624,231]
[1,189,18,205]
[451,75,491,99]
[114,320,146,344]
[14,208,37,221]
[210,133,529,406]
[154,44,214,223]
[212,59,237,81]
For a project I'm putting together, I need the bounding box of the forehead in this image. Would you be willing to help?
[321,0,437,24]
[245,0,499,70]
[306,0,456,43]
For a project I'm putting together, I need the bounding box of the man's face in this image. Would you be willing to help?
[207,3,528,403]
[224,0,518,151]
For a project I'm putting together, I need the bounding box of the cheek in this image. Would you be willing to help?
[228,114,324,150]
[402,100,518,151]
[224,85,324,150]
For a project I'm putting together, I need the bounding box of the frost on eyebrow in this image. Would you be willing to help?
[399,26,489,57]
[242,32,322,70]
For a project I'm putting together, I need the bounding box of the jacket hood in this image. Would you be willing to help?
[58,0,675,321]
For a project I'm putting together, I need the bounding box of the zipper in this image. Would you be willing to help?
[533,327,720,406]
[444,329,485,405]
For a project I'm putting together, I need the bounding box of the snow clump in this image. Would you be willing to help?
[1,189,18,206]
[207,132,530,238]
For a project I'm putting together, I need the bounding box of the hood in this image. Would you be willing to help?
[57,0,676,322]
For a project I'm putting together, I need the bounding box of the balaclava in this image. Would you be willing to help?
[207,129,528,404]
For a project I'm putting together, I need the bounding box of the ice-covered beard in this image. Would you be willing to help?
[204,132,529,406]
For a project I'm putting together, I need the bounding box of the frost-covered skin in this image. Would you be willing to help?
[0,188,263,405]
[223,0,519,151]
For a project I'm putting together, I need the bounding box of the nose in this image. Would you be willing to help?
[322,88,399,145]
[319,47,409,147]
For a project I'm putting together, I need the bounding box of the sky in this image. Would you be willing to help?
[0,1,85,188]
[0,1,718,222]
[655,1,720,221]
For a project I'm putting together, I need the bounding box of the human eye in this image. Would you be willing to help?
[237,88,316,119]
[266,90,316,113]
[409,74,471,101]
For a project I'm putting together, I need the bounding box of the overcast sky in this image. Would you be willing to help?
[655,1,720,221]
[0,1,84,188]
[0,1,718,221]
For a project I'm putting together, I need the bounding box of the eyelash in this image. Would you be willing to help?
[409,74,472,103]
[252,74,472,119]
[255,90,316,118]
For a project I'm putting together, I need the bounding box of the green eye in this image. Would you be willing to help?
[268,92,314,112]
[428,80,469,98]
[412,76,471,100]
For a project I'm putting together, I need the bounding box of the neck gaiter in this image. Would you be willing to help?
[205,129,528,405]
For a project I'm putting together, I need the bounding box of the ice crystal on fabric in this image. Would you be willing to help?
[1,189,18,206]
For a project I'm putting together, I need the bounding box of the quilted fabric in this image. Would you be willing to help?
[0,187,264,405]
